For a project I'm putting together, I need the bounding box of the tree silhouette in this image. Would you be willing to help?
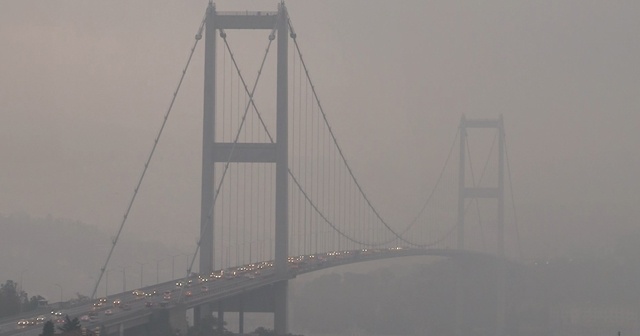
[0,280,21,317]
[186,316,231,336]
[41,320,55,336]
[58,315,81,332]
[27,295,47,311]
[252,327,274,336]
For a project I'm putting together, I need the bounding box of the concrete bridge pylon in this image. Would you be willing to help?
[199,2,291,334]
[456,115,506,336]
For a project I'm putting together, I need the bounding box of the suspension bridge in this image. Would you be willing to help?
[2,3,520,336]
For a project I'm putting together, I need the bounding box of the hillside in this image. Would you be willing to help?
[0,213,191,302]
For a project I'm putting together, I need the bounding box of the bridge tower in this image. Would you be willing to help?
[199,3,290,334]
[456,115,506,336]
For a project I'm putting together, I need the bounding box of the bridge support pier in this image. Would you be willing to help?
[454,262,464,336]
[193,306,201,328]
[239,296,245,335]
[168,304,189,336]
[274,280,289,335]
[193,304,213,331]
[118,322,124,336]
[217,303,225,334]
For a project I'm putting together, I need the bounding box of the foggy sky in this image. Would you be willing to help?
[1,0,640,266]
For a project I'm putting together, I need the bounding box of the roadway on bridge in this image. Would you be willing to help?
[0,247,486,336]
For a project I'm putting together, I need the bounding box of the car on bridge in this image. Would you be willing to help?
[133,289,145,298]
[224,269,238,279]
[210,270,223,280]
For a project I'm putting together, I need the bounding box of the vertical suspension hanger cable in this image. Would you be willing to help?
[331,126,337,251]
[309,83,315,253]
[351,173,356,249]
[313,101,319,251]
[320,120,325,253]
[304,74,311,254]
[361,189,365,247]
[329,120,334,251]
[225,39,234,270]
[235,67,240,267]
[341,155,345,249]
[260,160,264,263]
[295,49,303,257]
[290,35,296,257]
[250,100,254,264]
[300,53,308,256]
[243,87,248,264]
[220,32,227,271]
[242,92,247,265]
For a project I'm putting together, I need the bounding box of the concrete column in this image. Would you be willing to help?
[274,0,289,278]
[168,305,189,336]
[193,306,201,329]
[454,261,464,336]
[239,308,245,334]
[198,3,216,326]
[274,281,289,335]
[217,304,224,335]
[274,5,289,334]
[119,323,124,336]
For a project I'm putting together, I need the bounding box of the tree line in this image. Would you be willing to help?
[0,279,46,318]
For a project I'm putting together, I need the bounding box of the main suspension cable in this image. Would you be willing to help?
[288,16,458,248]
[90,10,207,299]
[400,128,459,237]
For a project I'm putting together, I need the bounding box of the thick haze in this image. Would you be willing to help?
[1,1,639,266]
